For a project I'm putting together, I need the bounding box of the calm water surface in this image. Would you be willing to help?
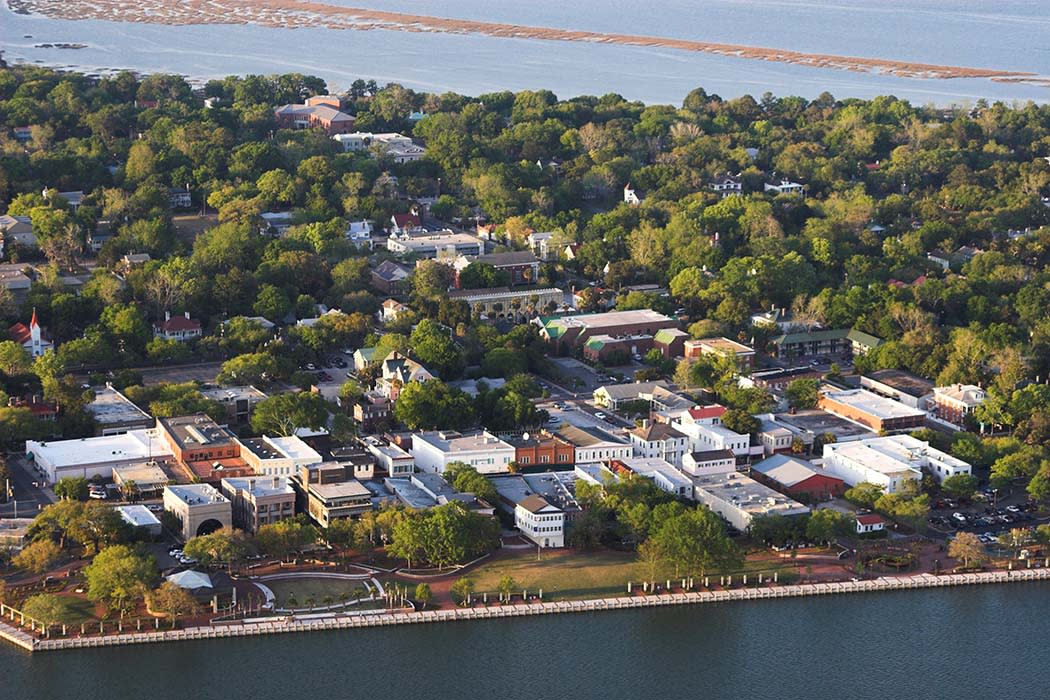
[1,0,1049,103]
[0,583,1047,700]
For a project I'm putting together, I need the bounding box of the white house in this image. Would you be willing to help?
[333,132,426,163]
[628,421,689,467]
[822,435,971,493]
[345,220,373,250]
[623,183,641,205]
[0,215,37,253]
[375,352,433,400]
[764,179,804,196]
[515,495,566,548]
[672,414,750,460]
[153,311,203,342]
[856,512,886,535]
[379,299,408,323]
[527,230,556,260]
[709,173,743,198]
[411,430,515,474]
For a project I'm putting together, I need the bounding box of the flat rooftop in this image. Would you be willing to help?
[555,425,627,448]
[85,386,152,425]
[165,483,229,506]
[548,309,673,329]
[310,480,372,500]
[385,478,438,509]
[617,457,692,490]
[773,409,877,441]
[691,472,809,517]
[695,337,754,354]
[200,385,268,404]
[221,476,295,498]
[28,429,172,467]
[864,369,935,398]
[115,505,162,528]
[112,461,170,487]
[267,436,323,463]
[159,414,237,449]
[825,435,968,474]
[414,431,512,453]
[821,389,927,420]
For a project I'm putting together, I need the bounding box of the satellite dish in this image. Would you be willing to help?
[522,432,530,441]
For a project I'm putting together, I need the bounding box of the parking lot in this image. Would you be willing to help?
[928,489,1046,547]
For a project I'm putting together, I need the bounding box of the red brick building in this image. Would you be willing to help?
[274,96,355,136]
[751,455,846,502]
[504,431,575,469]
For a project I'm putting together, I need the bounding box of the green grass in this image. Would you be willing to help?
[468,550,799,601]
[49,596,96,625]
[263,577,372,608]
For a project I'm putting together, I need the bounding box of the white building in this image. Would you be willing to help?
[115,505,162,537]
[411,430,515,474]
[345,220,373,250]
[360,436,415,477]
[691,472,809,532]
[238,435,322,477]
[333,132,426,163]
[163,483,232,541]
[764,179,804,196]
[672,415,750,460]
[681,449,737,477]
[628,421,689,467]
[515,495,565,548]
[26,428,173,484]
[623,183,641,205]
[220,476,296,534]
[8,309,53,357]
[614,457,693,499]
[555,425,632,464]
[822,434,971,493]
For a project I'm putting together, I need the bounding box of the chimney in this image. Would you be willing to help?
[184,311,191,320]
[249,479,255,490]
[165,310,171,321]
[273,476,280,489]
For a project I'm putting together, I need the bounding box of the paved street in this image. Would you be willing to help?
[1,454,55,519]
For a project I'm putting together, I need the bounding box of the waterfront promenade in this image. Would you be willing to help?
[2,567,1048,653]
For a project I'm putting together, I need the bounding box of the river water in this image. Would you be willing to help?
[1,0,1049,104]
[1,583,1047,700]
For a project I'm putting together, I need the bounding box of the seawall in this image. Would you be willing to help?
[4,567,1049,653]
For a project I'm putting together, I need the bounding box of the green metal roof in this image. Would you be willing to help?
[846,329,882,348]
[770,328,849,345]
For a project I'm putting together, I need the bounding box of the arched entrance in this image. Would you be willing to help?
[196,518,224,537]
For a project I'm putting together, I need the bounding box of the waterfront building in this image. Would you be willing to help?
[822,434,971,492]
[411,430,515,474]
[690,471,809,532]
[163,484,232,540]
[220,476,296,533]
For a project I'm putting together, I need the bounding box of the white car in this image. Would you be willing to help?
[594,412,607,420]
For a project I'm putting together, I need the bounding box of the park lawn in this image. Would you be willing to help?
[50,595,97,625]
[263,577,373,608]
[469,549,801,601]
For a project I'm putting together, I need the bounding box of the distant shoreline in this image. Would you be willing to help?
[6,0,1050,87]
[3,567,1048,654]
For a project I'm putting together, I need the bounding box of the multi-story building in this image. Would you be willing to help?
[683,337,755,368]
[515,495,567,548]
[448,286,565,322]
[629,421,689,467]
[860,369,935,410]
[411,430,516,474]
[386,231,483,259]
[681,449,737,477]
[504,431,575,469]
[274,96,356,135]
[157,414,251,482]
[332,132,425,163]
[163,483,232,540]
[238,435,322,477]
[691,471,809,532]
[554,425,631,464]
[817,388,927,433]
[536,309,678,354]
[822,435,971,492]
[199,385,268,424]
[452,251,541,287]
[371,260,411,296]
[292,465,373,527]
[26,428,173,484]
[610,457,693,499]
[931,384,987,427]
[220,476,296,534]
[360,435,415,477]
